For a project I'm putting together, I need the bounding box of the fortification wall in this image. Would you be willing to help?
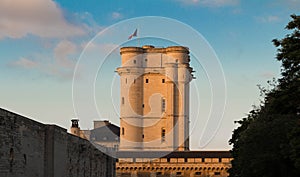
[0,108,115,177]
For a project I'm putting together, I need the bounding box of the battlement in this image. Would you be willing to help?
[120,45,189,55]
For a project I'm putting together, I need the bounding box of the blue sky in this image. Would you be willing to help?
[0,0,299,150]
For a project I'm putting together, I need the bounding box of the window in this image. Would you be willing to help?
[142,134,144,139]
[125,78,127,84]
[133,60,136,64]
[195,172,201,175]
[162,98,166,112]
[176,172,182,176]
[134,79,136,84]
[122,127,125,135]
[162,79,165,83]
[161,128,166,142]
[145,58,147,62]
[146,78,149,83]
[122,97,124,105]
[142,104,144,108]
[214,172,221,175]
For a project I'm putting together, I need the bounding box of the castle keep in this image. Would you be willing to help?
[117,45,194,151]
[115,46,231,177]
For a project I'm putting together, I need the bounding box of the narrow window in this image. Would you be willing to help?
[195,172,201,175]
[142,134,144,139]
[146,79,149,83]
[122,127,125,135]
[23,154,27,165]
[145,58,147,62]
[125,78,127,84]
[134,79,136,84]
[161,128,166,142]
[133,60,136,64]
[162,98,166,112]
[162,79,165,83]
[142,104,144,108]
[122,97,124,105]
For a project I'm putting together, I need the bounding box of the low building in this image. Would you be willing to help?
[70,119,120,152]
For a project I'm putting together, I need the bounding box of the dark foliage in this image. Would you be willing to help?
[229,14,300,177]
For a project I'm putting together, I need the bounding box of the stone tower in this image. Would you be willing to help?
[117,45,194,151]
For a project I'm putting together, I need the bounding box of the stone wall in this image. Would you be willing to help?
[0,108,115,177]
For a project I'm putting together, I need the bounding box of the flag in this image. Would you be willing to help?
[128,29,137,40]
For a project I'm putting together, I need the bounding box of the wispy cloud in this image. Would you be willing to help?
[11,40,120,80]
[232,8,242,14]
[273,0,300,10]
[81,42,119,53]
[72,12,104,36]
[0,0,85,39]
[11,40,79,80]
[12,57,39,69]
[260,72,276,79]
[111,12,123,20]
[256,15,281,23]
[175,0,239,7]
[54,40,77,68]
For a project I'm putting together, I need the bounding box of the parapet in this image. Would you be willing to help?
[120,45,189,55]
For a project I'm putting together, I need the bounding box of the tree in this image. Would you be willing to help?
[229,14,300,177]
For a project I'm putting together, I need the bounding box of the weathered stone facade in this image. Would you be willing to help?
[114,45,231,177]
[116,151,231,177]
[0,108,115,177]
[117,45,195,151]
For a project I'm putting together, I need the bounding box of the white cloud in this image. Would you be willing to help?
[176,0,239,7]
[111,12,123,20]
[256,15,281,23]
[0,0,85,39]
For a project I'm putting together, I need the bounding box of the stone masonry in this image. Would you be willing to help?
[0,108,115,177]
